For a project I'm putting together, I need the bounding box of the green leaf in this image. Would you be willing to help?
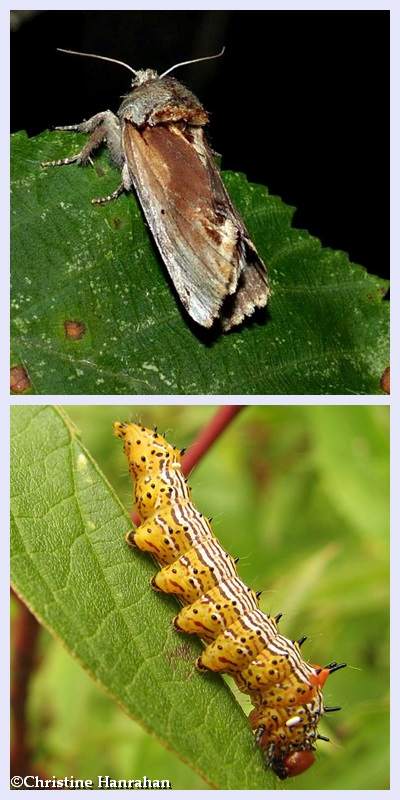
[10,406,272,790]
[28,630,208,789]
[11,130,389,394]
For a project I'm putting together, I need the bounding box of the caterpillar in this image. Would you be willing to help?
[114,421,345,780]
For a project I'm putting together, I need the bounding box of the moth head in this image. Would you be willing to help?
[131,69,159,88]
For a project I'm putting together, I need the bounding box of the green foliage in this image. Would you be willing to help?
[10,406,271,790]
[11,406,389,789]
[27,627,207,789]
[11,131,389,395]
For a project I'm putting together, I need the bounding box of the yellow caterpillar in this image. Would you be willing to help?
[114,421,345,779]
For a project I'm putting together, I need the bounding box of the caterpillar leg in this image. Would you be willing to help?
[174,578,258,640]
[151,541,237,604]
[125,530,137,548]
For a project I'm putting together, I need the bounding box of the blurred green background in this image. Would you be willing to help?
[13,405,389,790]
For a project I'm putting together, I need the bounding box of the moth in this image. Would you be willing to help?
[42,48,270,331]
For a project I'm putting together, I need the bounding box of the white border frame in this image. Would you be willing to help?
[5,2,395,798]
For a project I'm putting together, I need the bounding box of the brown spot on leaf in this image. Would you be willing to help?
[165,642,194,667]
[112,217,122,229]
[64,320,86,340]
[10,365,31,394]
[380,366,390,394]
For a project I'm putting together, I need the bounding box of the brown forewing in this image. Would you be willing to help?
[123,121,269,329]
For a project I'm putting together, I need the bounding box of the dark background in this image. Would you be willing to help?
[11,9,389,279]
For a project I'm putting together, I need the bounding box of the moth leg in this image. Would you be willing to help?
[54,111,118,136]
[41,125,106,168]
[41,110,124,169]
[91,181,125,206]
[91,161,132,205]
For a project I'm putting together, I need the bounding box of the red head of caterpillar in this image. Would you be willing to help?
[114,421,345,780]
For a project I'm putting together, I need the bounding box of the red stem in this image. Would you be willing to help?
[131,405,245,526]
[181,405,245,476]
[10,590,42,778]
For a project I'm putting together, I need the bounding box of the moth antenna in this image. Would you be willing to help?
[324,705,342,713]
[297,636,308,647]
[57,48,138,78]
[317,734,330,742]
[274,612,283,623]
[256,591,263,599]
[160,46,225,79]
[234,557,240,564]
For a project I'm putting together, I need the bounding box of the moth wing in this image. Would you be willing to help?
[198,134,270,331]
[123,122,268,328]
[219,233,270,332]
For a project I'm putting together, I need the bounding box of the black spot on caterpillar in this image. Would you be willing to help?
[114,421,345,780]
